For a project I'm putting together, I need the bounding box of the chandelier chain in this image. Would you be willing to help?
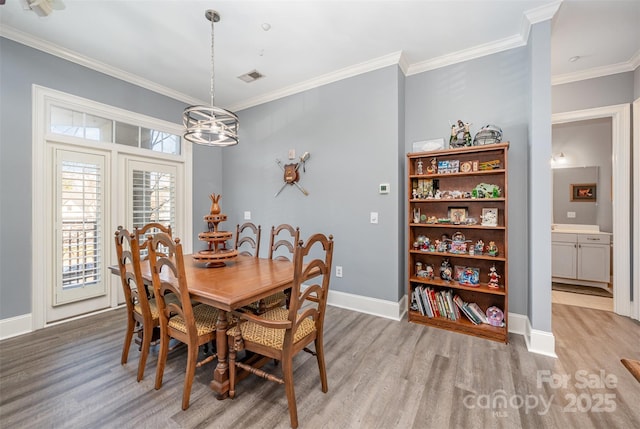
[210,13,215,107]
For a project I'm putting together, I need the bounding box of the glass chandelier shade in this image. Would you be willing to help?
[183,10,239,147]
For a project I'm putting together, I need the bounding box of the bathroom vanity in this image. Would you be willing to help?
[552,224,611,289]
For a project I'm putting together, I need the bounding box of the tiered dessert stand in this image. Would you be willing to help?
[192,193,238,268]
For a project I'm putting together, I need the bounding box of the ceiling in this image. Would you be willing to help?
[1,1,638,111]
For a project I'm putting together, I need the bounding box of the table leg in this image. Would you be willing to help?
[210,310,229,398]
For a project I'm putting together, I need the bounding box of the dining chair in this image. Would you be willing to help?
[245,224,300,314]
[147,232,220,410]
[114,226,178,382]
[235,222,261,257]
[135,222,172,259]
[227,233,334,429]
[268,224,300,261]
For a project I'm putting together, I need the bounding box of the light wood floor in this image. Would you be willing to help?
[552,290,613,312]
[1,304,639,428]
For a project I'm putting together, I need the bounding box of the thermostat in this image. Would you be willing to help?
[379,183,390,194]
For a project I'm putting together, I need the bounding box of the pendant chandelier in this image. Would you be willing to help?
[183,10,239,146]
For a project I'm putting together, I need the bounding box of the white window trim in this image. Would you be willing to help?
[32,85,192,330]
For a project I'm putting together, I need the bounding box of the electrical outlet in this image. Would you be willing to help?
[567,211,576,218]
[336,266,343,277]
[244,211,251,220]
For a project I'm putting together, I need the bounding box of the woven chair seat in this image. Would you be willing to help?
[245,291,287,312]
[168,304,219,336]
[134,293,179,320]
[227,307,315,350]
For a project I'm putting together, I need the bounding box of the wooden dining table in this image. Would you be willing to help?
[126,254,299,398]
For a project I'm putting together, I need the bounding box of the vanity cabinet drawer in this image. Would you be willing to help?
[552,232,577,243]
[578,234,610,245]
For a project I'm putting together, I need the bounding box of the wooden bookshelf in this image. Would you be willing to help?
[407,143,509,343]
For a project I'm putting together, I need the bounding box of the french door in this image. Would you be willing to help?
[47,148,110,322]
[46,149,183,323]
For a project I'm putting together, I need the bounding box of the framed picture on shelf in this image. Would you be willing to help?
[570,183,596,202]
[453,265,465,281]
[448,207,468,224]
[481,208,498,226]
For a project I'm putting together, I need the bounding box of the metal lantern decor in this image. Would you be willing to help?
[183,10,239,147]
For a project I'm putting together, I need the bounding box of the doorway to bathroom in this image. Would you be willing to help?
[551,104,632,316]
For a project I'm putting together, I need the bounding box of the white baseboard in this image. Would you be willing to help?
[507,312,529,336]
[0,313,32,340]
[515,313,557,357]
[327,289,407,321]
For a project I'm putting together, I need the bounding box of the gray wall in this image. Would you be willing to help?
[552,71,635,114]
[634,66,640,100]
[404,47,531,315]
[552,118,613,232]
[222,65,403,302]
[0,37,219,319]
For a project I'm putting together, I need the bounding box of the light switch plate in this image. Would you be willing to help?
[244,211,251,220]
[370,212,378,224]
[288,149,296,159]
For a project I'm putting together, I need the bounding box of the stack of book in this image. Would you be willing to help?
[412,286,459,320]
[452,295,488,325]
[412,286,489,325]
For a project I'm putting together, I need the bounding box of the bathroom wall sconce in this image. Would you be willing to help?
[551,152,567,166]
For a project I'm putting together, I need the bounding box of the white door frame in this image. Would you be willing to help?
[633,97,639,321]
[32,85,191,329]
[552,104,632,317]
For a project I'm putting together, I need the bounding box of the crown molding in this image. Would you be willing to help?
[228,51,403,112]
[631,49,640,70]
[525,0,562,25]
[397,51,410,76]
[0,25,203,106]
[552,51,640,86]
[407,2,561,77]
[406,34,525,76]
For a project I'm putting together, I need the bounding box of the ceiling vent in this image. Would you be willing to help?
[237,70,264,83]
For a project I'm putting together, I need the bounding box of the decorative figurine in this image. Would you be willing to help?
[488,264,500,288]
[427,158,437,174]
[416,159,424,175]
[487,241,498,257]
[472,183,501,199]
[474,240,484,255]
[486,306,505,327]
[209,193,221,215]
[440,258,452,281]
[459,267,480,286]
[437,239,448,253]
[413,208,420,223]
[449,119,472,148]
[415,261,423,276]
[425,264,434,279]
